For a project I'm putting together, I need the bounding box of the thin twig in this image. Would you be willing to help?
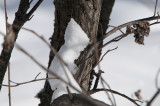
[0,0,44,92]
[150,21,160,26]
[0,29,82,93]
[21,27,68,69]
[81,16,160,70]
[4,0,8,35]
[154,0,158,16]
[0,25,82,93]
[15,44,82,93]
[146,89,160,106]
[82,46,118,85]
[88,88,141,106]
[103,33,128,49]
[98,17,160,106]
[20,26,73,84]
[27,0,44,19]
[94,47,118,68]
[4,1,11,105]
[104,16,160,40]
[1,77,57,87]
[155,68,160,89]
[101,77,117,106]
[8,62,11,106]
[34,72,41,80]
[100,76,115,106]
[108,25,125,34]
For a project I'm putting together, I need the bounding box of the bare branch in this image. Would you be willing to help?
[4,0,8,35]
[82,47,118,84]
[34,72,41,80]
[95,47,118,68]
[0,28,82,93]
[101,77,116,106]
[92,70,104,90]
[15,44,82,93]
[27,0,43,19]
[0,0,44,91]
[155,68,160,89]
[154,0,158,16]
[20,26,76,85]
[150,21,160,26]
[146,89,160,106]
[1,77,57,87]
[88,88,141,106]
[103,16,160,40]
[100,77,115,106]
[8,62,11,106]
[80,16,160,75]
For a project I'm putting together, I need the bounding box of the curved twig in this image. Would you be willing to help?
[88,88,141,106]
[0,77,57,87]
[146,89,160,106]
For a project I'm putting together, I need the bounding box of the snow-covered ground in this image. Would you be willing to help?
[0,0,160,106]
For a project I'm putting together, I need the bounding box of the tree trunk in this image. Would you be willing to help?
[38,0,115,105]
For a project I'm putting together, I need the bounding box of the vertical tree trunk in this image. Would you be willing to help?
[72,0,103,91]
[74,0,115,92]
[38,0,115,105]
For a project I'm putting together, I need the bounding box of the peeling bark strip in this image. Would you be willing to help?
[39,0,115,105]
[0,0,43,91]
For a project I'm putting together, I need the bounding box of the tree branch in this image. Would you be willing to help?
[146,89,160,106]
[88,88,141,106]
[153,0,158,16]
[0,0,43,91]
[0,77,57,87]
[8,62,11,106]
[103,16,160,39]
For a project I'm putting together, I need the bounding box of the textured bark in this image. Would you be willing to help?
[48,0,74,67]
[0,0,43,91]
[72,0,103,92]
[38,0,115,105]
[38,0,73,106]
[51,94,110,106]
[74,0,115,92]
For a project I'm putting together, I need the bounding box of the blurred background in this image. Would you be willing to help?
[0,0,160,106]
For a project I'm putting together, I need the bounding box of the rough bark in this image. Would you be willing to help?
[0,0,43,91]
[74,0,115,92]
[38,0,73,106]
[38,0,115,105]
[51,94,110,106]
[73,0,103,91]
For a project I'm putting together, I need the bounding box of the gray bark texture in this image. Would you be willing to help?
[38,0,115,106]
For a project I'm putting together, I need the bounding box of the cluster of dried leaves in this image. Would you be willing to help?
[126,21,150,45]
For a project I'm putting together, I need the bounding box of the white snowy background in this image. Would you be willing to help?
[0,0,160,106]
